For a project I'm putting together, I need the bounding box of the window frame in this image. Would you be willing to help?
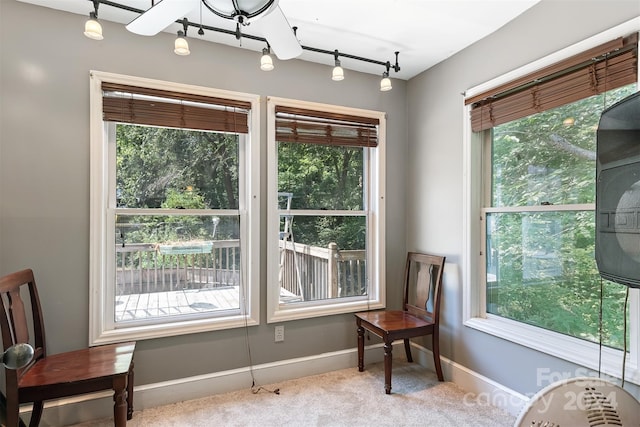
[462,20,640,384]
[265,96,386,323]
[89,71,261,345]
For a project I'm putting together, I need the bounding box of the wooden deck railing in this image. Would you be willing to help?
[278,241,366,301]
[116,240,366,301]
[116,240,240,295]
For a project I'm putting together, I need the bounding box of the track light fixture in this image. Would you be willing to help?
[380,55,400,92]
[174,19,190,56]
[261,45,274,71]
[84,0,103,40]
[175,31,190,55]
[332,50,344,81]
[380,71,392,92]
[82,2,402,90]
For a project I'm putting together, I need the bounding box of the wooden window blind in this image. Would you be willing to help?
[102,82,251,133]
[466,33,638,132]
[275,106,379,147]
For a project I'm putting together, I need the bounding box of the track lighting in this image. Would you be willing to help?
[174,19,190,56]
[261,46,274,71]
[332,63,344,81]
[84,12,103,40]
[380,61,392,92]
[174,31,190,55]
[84,0,103,40]
[380,71,392,91]
[332,50,344,81]
[78,2,402,90]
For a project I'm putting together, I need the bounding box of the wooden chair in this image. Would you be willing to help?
[355,252,445,394]
[0,269,136,427]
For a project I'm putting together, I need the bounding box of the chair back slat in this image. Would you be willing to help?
[0,269,47,373]
[415,263,433,312]
[403,252,445,323]
[7,289,30,344]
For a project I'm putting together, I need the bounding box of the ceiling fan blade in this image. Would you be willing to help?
[252,6,302,60]
[126,0,199,36]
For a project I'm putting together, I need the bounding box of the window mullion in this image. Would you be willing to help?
[483,203,595,213]
[115,208,241,216]
[277,209,367,216]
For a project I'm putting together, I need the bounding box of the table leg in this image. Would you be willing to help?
[384,341,392,394]
[113,375,127,426]
[127,361,134,420]
[357,324,365,372]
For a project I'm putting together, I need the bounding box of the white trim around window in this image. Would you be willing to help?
[88,71,261,345]
[265,96,386,323]
[462,18,640,385]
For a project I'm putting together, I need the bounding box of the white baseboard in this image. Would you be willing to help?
[24,342,527,425]
[409,342,529,417]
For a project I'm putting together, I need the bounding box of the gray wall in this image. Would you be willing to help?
[0,0,407,386]
[407,0,640,398]
[2,0,638,401]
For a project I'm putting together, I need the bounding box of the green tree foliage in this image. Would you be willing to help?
[277,142,366,250]
[488,85,636,349]
[116,125,239,244]
[116,125,239,209]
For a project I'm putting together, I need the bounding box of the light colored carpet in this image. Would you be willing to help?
[72,361,516,427]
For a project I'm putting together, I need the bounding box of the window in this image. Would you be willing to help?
[463,27,640,382]
[89,71,260,344]
[266,97,386,322]
[485,85,635,344]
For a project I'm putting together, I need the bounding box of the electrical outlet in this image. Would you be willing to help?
[274,325,284,342]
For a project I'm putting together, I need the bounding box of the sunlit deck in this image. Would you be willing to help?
[115,286,239,321]
[114,239,365,321]
[115,286,302,321]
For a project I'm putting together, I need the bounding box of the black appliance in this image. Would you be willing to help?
[595,91,640,288]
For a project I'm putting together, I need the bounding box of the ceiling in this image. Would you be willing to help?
[18,0,541,80]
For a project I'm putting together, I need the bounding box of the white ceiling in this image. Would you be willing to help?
[18,0,540,80]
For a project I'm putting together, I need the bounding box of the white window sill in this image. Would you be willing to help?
[464,315,639,386]
[91,315,258,345]
[268,298,385,323]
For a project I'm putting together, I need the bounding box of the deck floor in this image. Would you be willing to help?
[116,286,240,321]
[116,286,302,321]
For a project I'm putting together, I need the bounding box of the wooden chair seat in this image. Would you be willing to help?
[355,252,445,394]
[0,269,135,426]
[17,342,135,406]
[355,310,435,337]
